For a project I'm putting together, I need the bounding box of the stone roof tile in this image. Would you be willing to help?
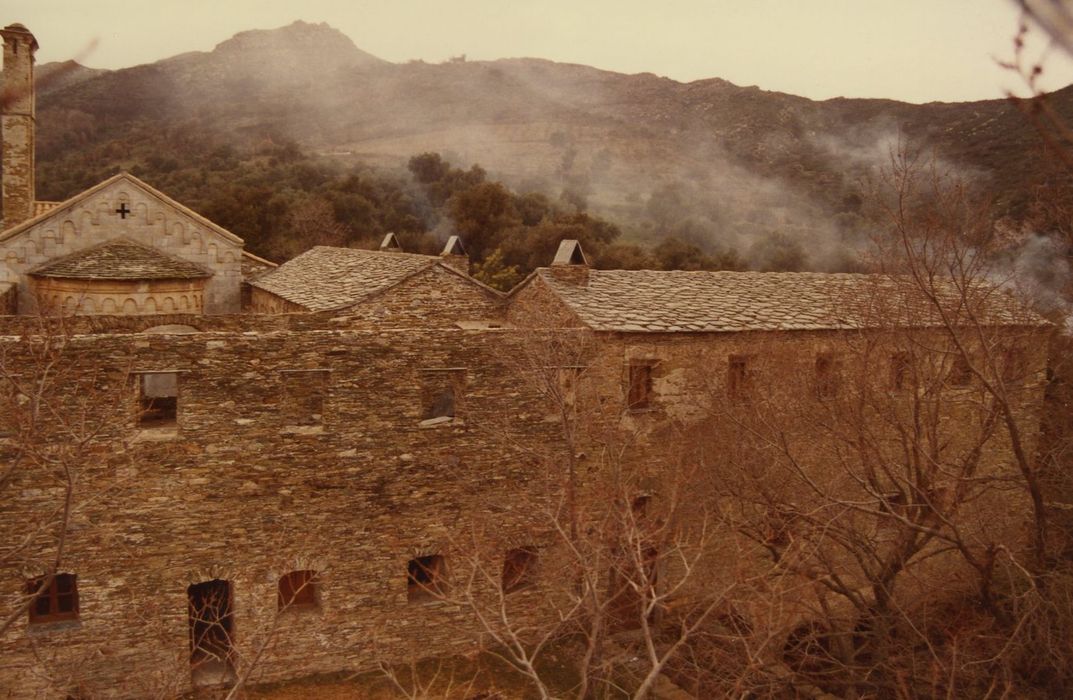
[29,238,211,280]
[537,269,1044,332]
[249,246,439,311]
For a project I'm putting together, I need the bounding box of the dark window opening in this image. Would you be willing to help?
[427,387,455,419]
[727,355,752,399]
[631,495,652,520]
[814,354,841,399]
[1002,347,1028,383]
[947,354,973,387]
[27,573,79,624]
[608,545,659,631]
[421,371,464,421]
[407,555,446,601]
[502,547,539,593]
[890,352,911,391]
[278,570,318,610]
[282,371,328,425]
[627,360,656,410]
[188,579,234,669]
[138,372,178,427]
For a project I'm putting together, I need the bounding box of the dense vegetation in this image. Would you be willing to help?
[37,126,755,289]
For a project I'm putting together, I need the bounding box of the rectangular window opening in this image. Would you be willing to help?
[947,353,973,387]
[727,355,752,400]
[627,360,656,410]
[814,354,841,399]
[407,555,446,601]
[420,370,464,422]
[1002,347,1028,384]
[27,573,79,624]
[278,570,319,610]
[187,579,233,670]
[138,372,178,428]
[502,547,539,594]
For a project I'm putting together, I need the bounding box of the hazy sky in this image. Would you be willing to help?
[11,0,1073,103]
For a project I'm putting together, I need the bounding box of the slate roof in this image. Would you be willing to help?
[29,238,212,280]
[535,269,1044,333]
[248,246,442,311]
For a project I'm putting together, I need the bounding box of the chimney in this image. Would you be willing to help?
[1,23,37,232]
[439,235,469,274]
[547,239,589,285]
[379,231,402,252]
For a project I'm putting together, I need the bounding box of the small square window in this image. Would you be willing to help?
[407,555,446,601]
[947,354,973,387]
[278,570,318,610]
[627,360,657,410]
[502,547,539,594]
[1002,347,1028,383]
[727,355,752,399]
[138,372,178,427]
[420,370,464,421]
[27,573,79,624]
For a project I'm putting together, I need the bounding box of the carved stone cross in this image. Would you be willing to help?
[115,203,131,219]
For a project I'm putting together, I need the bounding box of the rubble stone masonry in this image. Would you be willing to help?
[0,307,1049,696]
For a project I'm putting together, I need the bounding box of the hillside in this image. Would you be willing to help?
[33,20,1073,260]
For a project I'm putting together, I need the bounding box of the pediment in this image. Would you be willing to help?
[2,172,243,246]
[0,172,247,314]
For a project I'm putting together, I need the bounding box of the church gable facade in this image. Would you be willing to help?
[0,173,246,314]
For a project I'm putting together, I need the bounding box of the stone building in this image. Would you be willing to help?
[0,23,1054,698]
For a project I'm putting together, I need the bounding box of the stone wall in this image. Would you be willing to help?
[0,323,565,697]
[0,305,1050,697]
[247,286,307,314]
[507,274,1050,621]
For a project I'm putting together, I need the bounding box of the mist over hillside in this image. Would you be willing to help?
[33,20,1073,270]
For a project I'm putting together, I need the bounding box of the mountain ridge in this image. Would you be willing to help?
[33,21,1073,253]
